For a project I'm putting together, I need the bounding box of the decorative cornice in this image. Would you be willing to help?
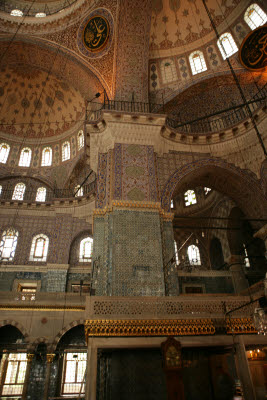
[93,200,174,221]
[0,305,85,311]
[85,319,215,337]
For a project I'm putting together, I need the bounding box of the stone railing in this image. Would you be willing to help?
[85,296,257,320]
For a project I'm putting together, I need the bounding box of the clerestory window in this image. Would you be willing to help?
[10,9,23,16]
[19,148,32,167]
[62,142,70,162]
[204,187,211,195]
[0,229,19,261]
[189,51,207,75]
[0,143,10,164]
[12,183,26,201]
[36,187,46,202]
[29,234,49,262]
[217,33,238,59]
[41,147,52,166]
[187,244,201,265]
[244,4,267,29]
[77,131,84,150]
[174,241,179,265]
[184,190,197,206]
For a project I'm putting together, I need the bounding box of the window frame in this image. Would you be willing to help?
[18,148,32,167]
[36,187,47,202]
[62,141,70,162]
[0,353,27,396]
[184,190,197,207]
[29,234,49,262]
[41,147,52,167]
[189,51,207,75]
[244,3,267,30]
[77,131,84,151]
[0,143,10,164]
[79,237,93,263]
[187,244,201,266]
[12,183,26,201]
[0,229,19,261]
[61,352,87,396]
[217,32,238,60]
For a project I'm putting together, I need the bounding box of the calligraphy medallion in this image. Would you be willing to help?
[239,24,267,71]
[83,16,109,52]
[77,9,113,59]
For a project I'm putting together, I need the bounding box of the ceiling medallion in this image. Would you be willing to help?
[239,24,267,71]
[77,8,113,59]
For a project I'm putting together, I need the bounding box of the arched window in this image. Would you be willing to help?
[187,244,201,265]
[0,143,10,164]
[1,353,27,395]
[184,190,197,206]
[160,59,178,84]
[77,131,84,150]
[29,234,49,262]
[79,237,93,262]
[217,33,238,59]
[0,229,19,261]
[174,241,179,265]
[12,183,26,201]
[189,51,207,75]
[62,142,70,162]
[204,187,211,195]
[244,4,267,29]
[10,9,23,16]
[74,185,83,197]
[41,147,52,166]
[170,199,174,209]
[19,148,32,167]
[35,12,46,17]
[243,243,250,267]
[36,187,46,202]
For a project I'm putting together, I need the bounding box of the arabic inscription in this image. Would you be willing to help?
[83,16,109,52]
[240,25,267,71]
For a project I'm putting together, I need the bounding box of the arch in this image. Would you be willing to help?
[210,237,225,270]
[161,158,266,224]
[68,229,93,265]
[51,320,85,351]
[0,320,29,343]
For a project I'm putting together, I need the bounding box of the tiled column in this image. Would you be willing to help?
[228,255,248,294]
[21,353,34,400]
[234,336,256,400]
[43,353,55,400]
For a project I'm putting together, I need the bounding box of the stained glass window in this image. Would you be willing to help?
[0,229,19,261]
[77,131,84,150]
[19,148,32,167]
[1,353,27,395]
[79,237,93,262]
[41,147,52,166]
[61,353,87,395]
[29,234,49,262]
[36,187,46,202]
[62,142,70,162]
[184,190,197,206]
[12,183,26,201]
[187,245,201,265]
[0,143,10,164]
[244,4,267,29]
[189,51,207,75]
[217,33,238,59]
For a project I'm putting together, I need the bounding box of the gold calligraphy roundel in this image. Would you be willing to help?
[83,16,110,53]
[239,25,267,71]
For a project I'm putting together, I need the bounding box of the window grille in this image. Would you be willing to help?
[62,142,70,161]
[19,148,32,167]
[217,33,238,59]
[12,183,26,201]
[36,187,46,202]
[77,131,84,150]
[244,4,267,29]
[61,353,87,395]
[0,143,10,163]
[41,147,52,166]
[184,190,197,206]
[29,234,49,262]
[0,229,19,261]
[187,244,201,265]
[79,237,93,262]
[189,51,207,75]
[1,353,27,395]
[74,185,83,197]
[160,59,178,84]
